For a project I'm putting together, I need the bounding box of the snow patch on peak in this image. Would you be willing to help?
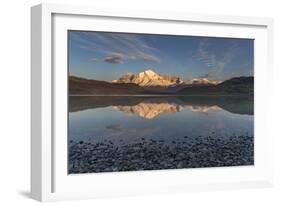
[144,69,157,75]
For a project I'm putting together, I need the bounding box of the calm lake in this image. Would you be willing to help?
[68,96,254,173]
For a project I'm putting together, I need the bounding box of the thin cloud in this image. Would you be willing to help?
[104,53,124,64]
[141,53,160,62]
[71,32,161,63]
[192,39,238,79]
[192,40,216,68]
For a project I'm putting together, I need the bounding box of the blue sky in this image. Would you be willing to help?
[68,31,254,81]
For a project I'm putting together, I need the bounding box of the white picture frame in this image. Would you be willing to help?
[31,3,274,202]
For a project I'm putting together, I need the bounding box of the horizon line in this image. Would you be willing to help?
[69,73,254,83]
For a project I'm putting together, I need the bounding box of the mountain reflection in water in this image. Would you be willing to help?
[69,95,253,119]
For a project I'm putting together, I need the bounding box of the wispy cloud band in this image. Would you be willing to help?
[192,39,240,79]
[71,32,161,64]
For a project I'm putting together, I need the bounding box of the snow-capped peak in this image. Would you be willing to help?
[139,69,159,79]
[112,69,181,87]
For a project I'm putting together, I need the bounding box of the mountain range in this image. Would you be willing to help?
[69,69,253,95]
[112,69,220,87]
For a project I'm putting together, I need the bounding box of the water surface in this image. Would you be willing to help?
[68,96,254,173]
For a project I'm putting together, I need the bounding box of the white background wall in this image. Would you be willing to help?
[0,0,280,205]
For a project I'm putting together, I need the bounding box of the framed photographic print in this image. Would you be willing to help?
[31,3,274,201]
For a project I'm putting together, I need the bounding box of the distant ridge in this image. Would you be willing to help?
[69,76,147,95]
[179,76,253,95]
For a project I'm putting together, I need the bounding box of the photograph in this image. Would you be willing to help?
[68,30,254,174]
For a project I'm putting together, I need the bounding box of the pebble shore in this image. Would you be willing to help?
[68,135,254,174]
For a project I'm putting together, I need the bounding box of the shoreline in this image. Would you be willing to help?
[69,134,254,174]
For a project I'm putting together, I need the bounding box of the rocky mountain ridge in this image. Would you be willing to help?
[112,69,220,87]
[69,70,253,95]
